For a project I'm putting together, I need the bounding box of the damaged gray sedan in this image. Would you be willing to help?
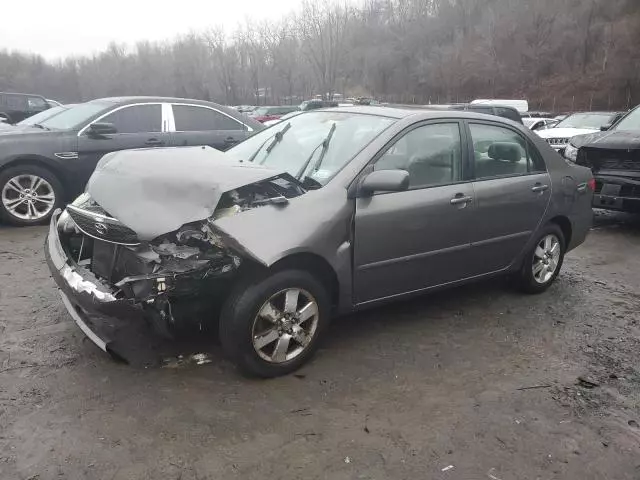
[45,107,595,377]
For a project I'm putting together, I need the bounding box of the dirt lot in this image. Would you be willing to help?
[1,211,640,480]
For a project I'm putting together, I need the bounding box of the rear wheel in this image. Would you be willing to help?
[219,269,330,377]
[517,224,565,294]
[0,165,64,226]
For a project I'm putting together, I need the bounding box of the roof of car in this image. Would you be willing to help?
[566,111,620,115]
[88,96,227,106]
[322,105,525,122]
[323,106,421,118]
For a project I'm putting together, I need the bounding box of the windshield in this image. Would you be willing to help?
[39,102,110,130]
[556,113,615,130]
[17,105,69,126]
[523,118,537,128]
[226,111,395,186]
[253,107,270,116]
[613,107,640,131]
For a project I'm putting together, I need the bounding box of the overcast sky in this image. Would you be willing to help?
[1,0,305,59]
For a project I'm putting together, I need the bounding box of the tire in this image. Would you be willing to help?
[219,269,331,378]
[516,223,565,294]
[0,165,64,226]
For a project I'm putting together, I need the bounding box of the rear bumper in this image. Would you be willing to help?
[593,175,640,212]
[45,209,145,356]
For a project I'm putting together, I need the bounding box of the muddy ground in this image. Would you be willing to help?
[1,211,640,480]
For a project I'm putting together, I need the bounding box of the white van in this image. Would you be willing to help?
[471,99,529,113]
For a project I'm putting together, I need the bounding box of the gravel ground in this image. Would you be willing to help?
[1,211,640,480]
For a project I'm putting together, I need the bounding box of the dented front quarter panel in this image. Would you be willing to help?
[212,188,355,312]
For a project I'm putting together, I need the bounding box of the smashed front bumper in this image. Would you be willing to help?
[593,175,640,212]
[45,209,146,358]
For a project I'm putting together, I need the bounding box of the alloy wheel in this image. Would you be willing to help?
[1,174,56,221]
[532,234,561,284]
[251,288,320,363]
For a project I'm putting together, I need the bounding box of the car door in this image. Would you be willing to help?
[353,121,477,304]
[76,103,168,187]
[465,121,551,275]
[169,103,248,151]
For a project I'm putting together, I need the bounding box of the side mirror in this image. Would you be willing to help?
[87,122,117,137]
[600,123,612,131]
[359,170,410,196]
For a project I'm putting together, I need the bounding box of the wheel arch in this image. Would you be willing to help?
[269,252,340,309]
[548,215,572,247]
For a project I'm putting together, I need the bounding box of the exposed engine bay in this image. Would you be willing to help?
[56,170,306,337]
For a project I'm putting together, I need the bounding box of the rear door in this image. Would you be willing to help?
[465,121,551,275]
[76,103,168,187]
[353,120,477,304]
[168,103,248,151]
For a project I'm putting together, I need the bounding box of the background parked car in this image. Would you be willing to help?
[537,111,624,154]
[299,100,339,111]
[523,117,560,131]
[233,105,256,113]
[564,104,640,213]
[251,106,300,122]
[0,92,57,124]
[521,111,554,119]
[0,97,262,226]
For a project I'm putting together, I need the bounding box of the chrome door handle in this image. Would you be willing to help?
[450,195,473,205]
[531,184,549,193]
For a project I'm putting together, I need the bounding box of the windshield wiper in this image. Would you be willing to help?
[247,122,291,164]
[295,123,336,180]
[32,123,50,131]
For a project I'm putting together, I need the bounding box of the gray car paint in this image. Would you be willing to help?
[83,107,594,314]
[87,146,287,241]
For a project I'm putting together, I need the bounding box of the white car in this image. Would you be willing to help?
[536,111,622,153]
[523,117,559,131]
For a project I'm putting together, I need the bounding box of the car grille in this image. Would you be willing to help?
[67,205,140,245]
[546,138,569,146]
[579,147,640,172]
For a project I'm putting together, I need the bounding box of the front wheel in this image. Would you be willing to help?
[516,224,565,294]
[219,269,331,378]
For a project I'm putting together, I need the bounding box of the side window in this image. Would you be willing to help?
[374,123,462,189]
[173,105,243,131]
[100,104,161,134]
[469,123,543,179]
[27,96,47,110]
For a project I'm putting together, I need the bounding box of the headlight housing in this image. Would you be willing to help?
[564,143,578,162]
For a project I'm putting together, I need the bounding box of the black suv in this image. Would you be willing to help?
[0,92,56,124]
[565,104,640,212]
[0,96,263,226]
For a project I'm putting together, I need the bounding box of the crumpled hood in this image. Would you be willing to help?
[86,146,285,241]
[537,128,598,139]
[570,130,640,150]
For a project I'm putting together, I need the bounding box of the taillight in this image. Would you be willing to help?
[587,178,596,191]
